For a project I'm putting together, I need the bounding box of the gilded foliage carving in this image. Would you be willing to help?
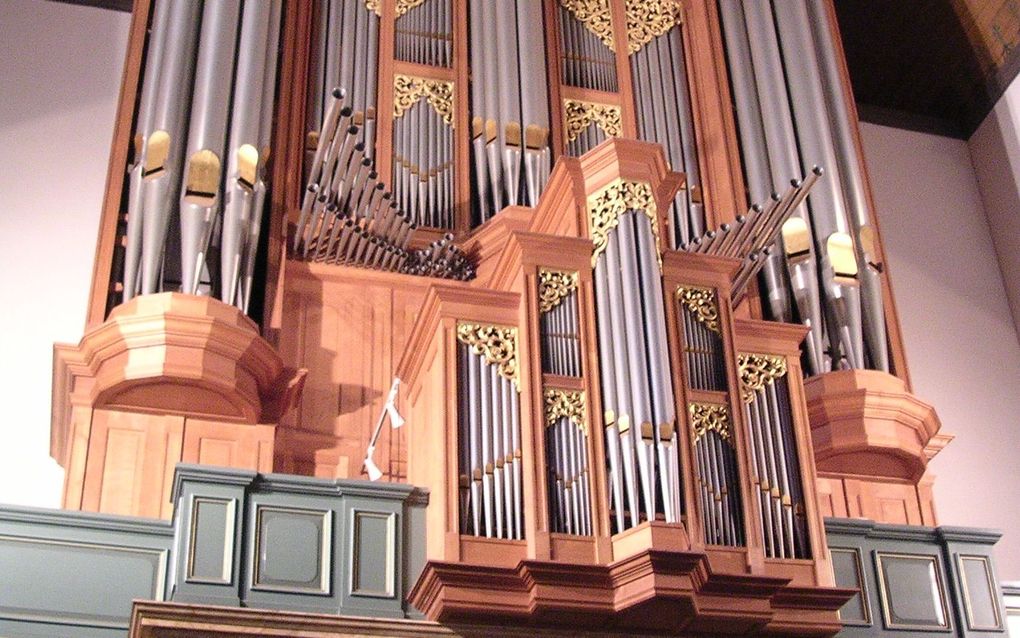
[456,323,519,387]
[625,0,683,54]
[737,353,788,403]
[676,285,720,334]
[538,270,579,314]
[689,402,730,442]
[563,99,622,143]
[393,74,454,126]
[561,0,616,51]
[587,179,661,266]
[544,389,586,432]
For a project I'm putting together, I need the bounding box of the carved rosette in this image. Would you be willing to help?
[561,0,616,51]
[737,353,788,403]
[689,402,730,442]
[544,389,586,433]
[625,0,683,54]
[456,322,519,389]
[676,285,720,334]
[587,179,662,266]
[393,74,454,126]
[538,269,579,314]
[563,99,622,143]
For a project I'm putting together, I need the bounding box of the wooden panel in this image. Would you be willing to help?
[182,419,276,472]
[277,265,429,480]
[82,409,184,519]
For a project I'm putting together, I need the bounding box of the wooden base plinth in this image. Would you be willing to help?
[804,369,948,482]
[408,550,852,636]
[805,370,949,526]
[52,293,304,519]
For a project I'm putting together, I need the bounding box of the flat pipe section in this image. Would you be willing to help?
[695,430,744,547]
[631,27,705,247]
[139,0,201,295]
[546,416,592,535]
[742,378,809,559]
[540,290,581,378]
[294,87,474,280]
[458,344,523,540]
[592,213,680,532]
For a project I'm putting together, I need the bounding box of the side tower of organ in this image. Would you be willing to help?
[28,1,1006,636]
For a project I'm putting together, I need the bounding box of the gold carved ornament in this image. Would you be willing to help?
[393,74,454,127]
[587,179,662,267]
[544,389,587,433]
[561,0,616,51]
[676,285,720,334]
[538,269,579,314]
[625,0,683,54]
[563,99,622,143]
[737,353,788,403]
[364,0,425,17]
[456,323,520,389]
[689,402,730,442]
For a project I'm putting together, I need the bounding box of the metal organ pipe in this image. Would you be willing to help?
[805,0,889,372]
[123,0,283,313]
[139,0,201,296]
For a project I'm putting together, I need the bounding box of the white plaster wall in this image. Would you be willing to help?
[860,122,1020,580]
[0,1,130,507]
[970,74,1020,348]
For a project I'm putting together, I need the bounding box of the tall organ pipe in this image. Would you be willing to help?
[739,0,826,375]
[593,211,680,531]
[772,0,864,370]
[179,0,241,296]
[806,0,889,372]
[221,1,273,307]
[124,2,170,301]
[139,1,201,295]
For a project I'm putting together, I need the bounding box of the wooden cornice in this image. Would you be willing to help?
[408,549,852,636]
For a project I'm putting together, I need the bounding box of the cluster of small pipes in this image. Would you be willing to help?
[294,88,474,281]
[681,167,822,301]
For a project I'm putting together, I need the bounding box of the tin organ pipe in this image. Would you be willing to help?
[772,0,864,371]
[239,0,282,313]
[139,0,200,296]
[806,0,888,372]
[593,213,681,531]
[458,343,523,540]
[547,416,593,535]
[124,2,169,301]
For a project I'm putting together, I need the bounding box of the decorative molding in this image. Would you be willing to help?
[689,402,730,442]
[586,179,660,266]
[456,323,519,388]
[625,0,683,54]
[544,389,586,432]
[393,74,454,126]
[677,285,720,334]
[537,269,578,314]
[737,353,788,403]
[563,99,622,143]
[561,0,616,51]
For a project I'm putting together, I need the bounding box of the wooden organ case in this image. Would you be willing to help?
[51,0,957,634]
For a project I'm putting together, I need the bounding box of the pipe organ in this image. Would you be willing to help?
[68,0,959,633]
